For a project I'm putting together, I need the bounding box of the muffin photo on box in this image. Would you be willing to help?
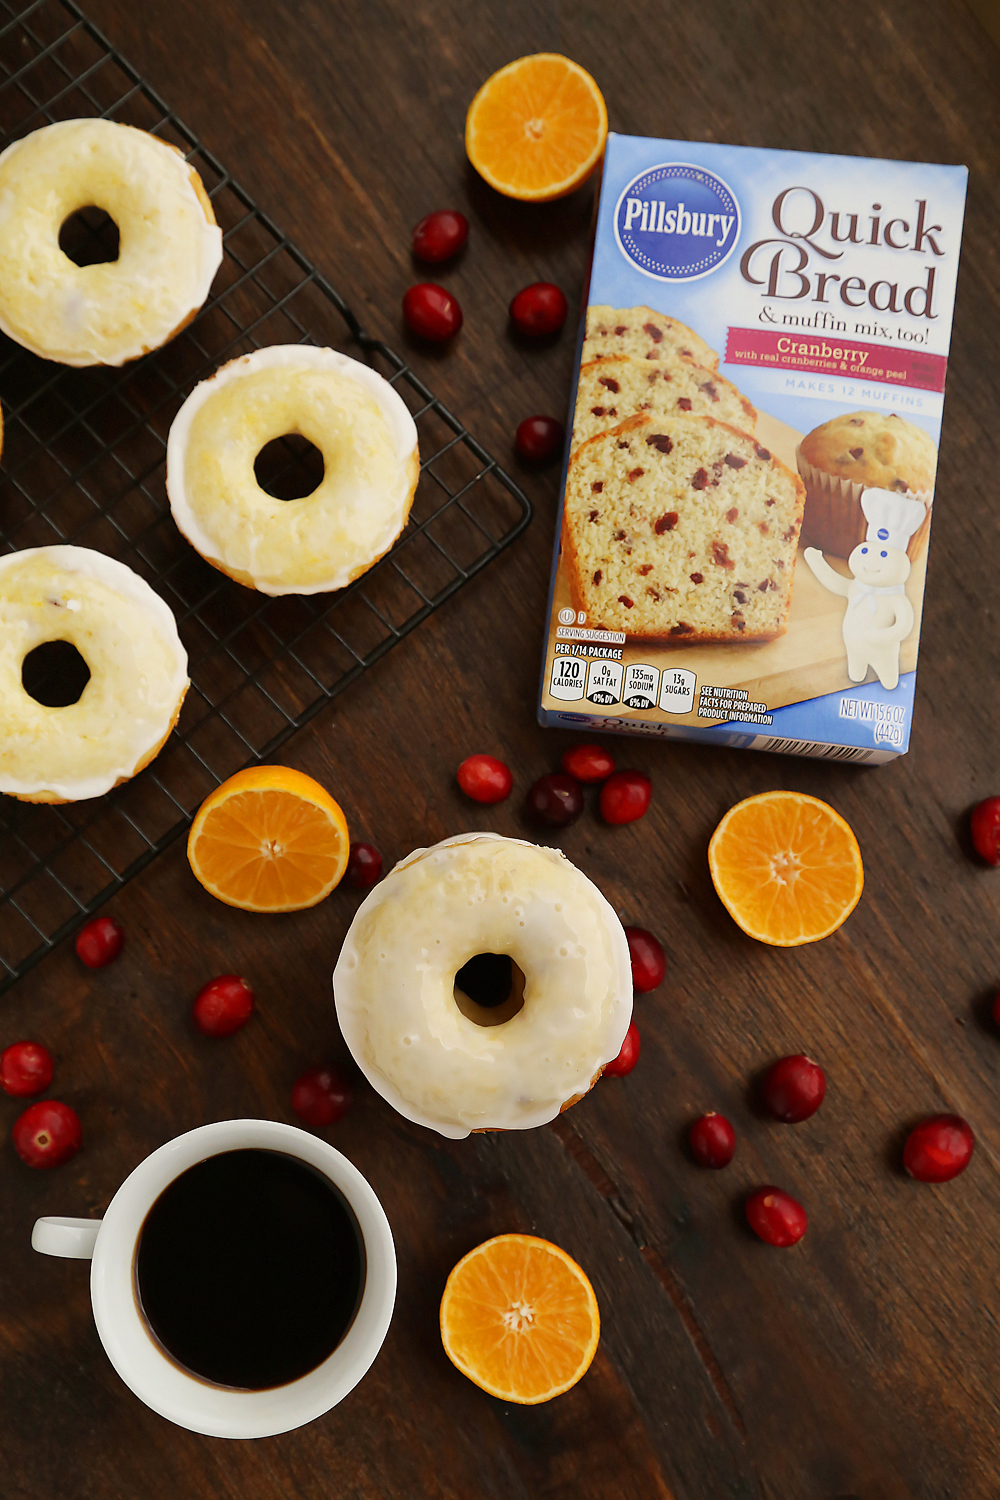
[796,411,936,560]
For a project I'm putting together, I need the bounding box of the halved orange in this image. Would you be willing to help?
[465,54,608,202]
[708,790,863,947]
[187,765,349,912]
[440,1233,600,1404]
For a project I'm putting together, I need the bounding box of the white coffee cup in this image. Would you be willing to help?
[31,1118,396,1439]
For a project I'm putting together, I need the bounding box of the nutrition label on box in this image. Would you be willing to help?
[549,657,585,701]
[586,660,622,704]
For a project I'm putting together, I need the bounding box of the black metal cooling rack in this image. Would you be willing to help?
[0,0,532,994]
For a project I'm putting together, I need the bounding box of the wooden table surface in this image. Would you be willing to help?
[2,2,999,1497]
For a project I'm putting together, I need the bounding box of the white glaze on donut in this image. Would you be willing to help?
[165,345,419,596]
[0,119,222,367]
[0,546,189,802]
[333,833,634,1138]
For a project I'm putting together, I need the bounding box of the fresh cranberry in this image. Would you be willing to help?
[623,927,666,993]
[970,797,1000,865]
[509,282,568,337]
[403,283,463,341]
[604,1020,640,1077]
[346,843,383,888]
[525,772,583,828]
[746,1186,807,1247]
[761,1054,826,1123]
[561,743,615,783]
[192,975,254,1038]
[74,915,124,968]
[690,1113,736,1169]
[515,415,564,464]
[599,770,651,826]
[411,210,469,263]
[457,754,513,805]
[291,1065,353,1128]
[903,1114,975,1183]
[1,1041,54,1098]
[12,1100,81,1169]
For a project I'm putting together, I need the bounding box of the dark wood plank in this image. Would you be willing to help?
[2,1,1000,1497]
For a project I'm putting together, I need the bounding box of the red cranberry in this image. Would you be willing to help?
[903,1114,975,1183]
[411,209,469,263]
[561,743,615,783]
[192,975,254,1038]
[761,1054,826,1123]
[509,282,568,336]
[515,415,564,464]
[457,754,513,805]
[1,1041,54,1098]
[525,772,583,828]
[604,1020,640,1077]
[74,915,124,968]
[599,770,651,826]
[970,796,1000,865]
[346,843,383,888]
[403,282,463,341]
[746,1186,807,1247]
[624,927,666,993]
[291,1064,353,1128]
[13,1100,81,1169]
[690,1112,736,1169]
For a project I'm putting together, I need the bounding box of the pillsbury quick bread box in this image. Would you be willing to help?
[538,136,967,763]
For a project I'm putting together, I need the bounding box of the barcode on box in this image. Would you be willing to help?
[754,737,876,762]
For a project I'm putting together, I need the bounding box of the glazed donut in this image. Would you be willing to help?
[0,118,222,367]
[333,833,633,1138]
[165,345,420,596]
[0,546,189,803]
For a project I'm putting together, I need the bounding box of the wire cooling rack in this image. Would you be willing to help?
[0,0,532,995]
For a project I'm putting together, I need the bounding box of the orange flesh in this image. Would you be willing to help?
[187,766,349,912]
[708,790,864,947]
[466,54,607,201]
[440,1233,600,1404]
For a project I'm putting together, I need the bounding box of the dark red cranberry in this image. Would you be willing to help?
[457,754,513,805]
[903,1114,975,1183]
[192,975,254,1038]
[13,1100,81,1169]
[509,281,568,336]
[624,927,666,993]
[970,797,1000,865]
[411,210,469,263]
[604,1020,640,1077]
[746,1186,807,1247]
[291,1065,353,1128]
[690,1112,736,1169]
[74,915,124,968]
[403,282,463,341]
[525,772,583,828]
[515,415,564,464]
[1,1041,54,1098]
[346,843,383,888]
[761,1054,826,1123]
[561,743,615,783]
[599,770,651,826]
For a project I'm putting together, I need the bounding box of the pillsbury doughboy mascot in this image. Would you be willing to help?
[803,489,926,691]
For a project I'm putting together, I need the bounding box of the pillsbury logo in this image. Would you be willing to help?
[614,163,741,282]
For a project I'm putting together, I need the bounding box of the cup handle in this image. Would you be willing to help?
[32,1216,102,1260]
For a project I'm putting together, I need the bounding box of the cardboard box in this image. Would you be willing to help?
[538,135,967,762]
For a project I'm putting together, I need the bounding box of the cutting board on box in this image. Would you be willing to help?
[548,411,924,728]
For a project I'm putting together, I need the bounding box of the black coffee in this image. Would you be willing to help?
[135,1149,363,1390]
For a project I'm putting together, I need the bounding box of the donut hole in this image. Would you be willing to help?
[21,640,91,707]
[454,953,526,1028]
[254,434,326,500]
[58,207,120,267]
